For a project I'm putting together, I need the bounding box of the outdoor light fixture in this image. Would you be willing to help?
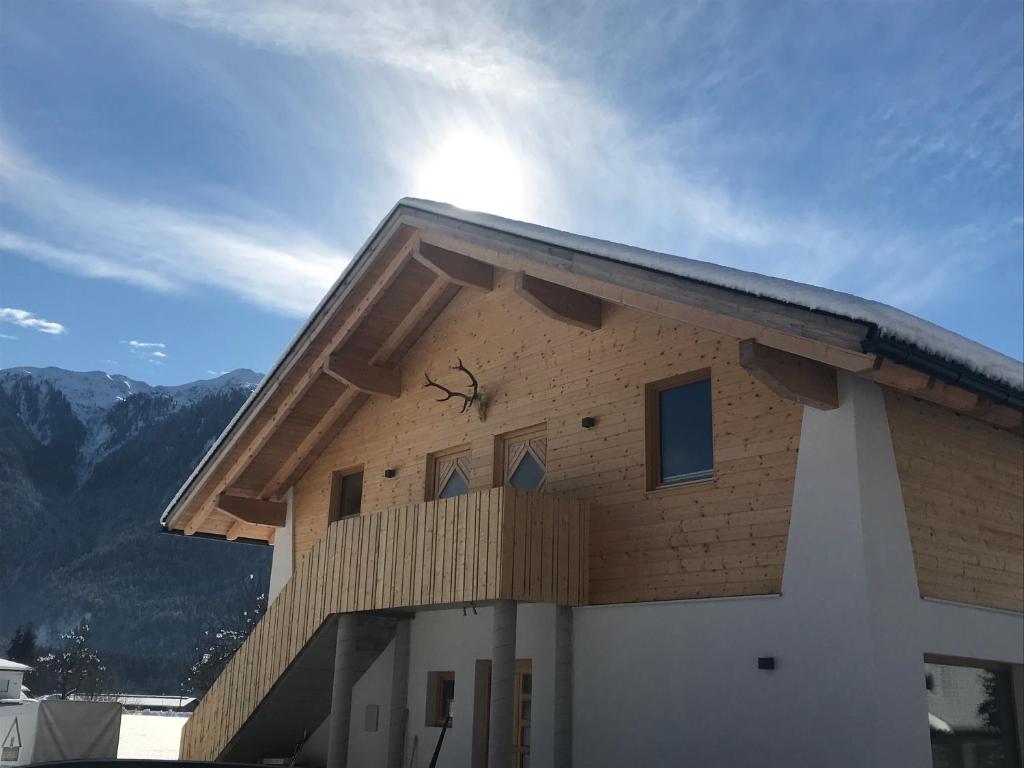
[383,468,396,478]
[581,416,596,429]
[758,656,776,670]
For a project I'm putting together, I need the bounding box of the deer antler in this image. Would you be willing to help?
[424,358,480,414]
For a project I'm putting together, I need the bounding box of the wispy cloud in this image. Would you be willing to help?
[0,333,17,340]
[0,307,66,335]
[131,0,1020,311]
[121,339,169,363]
[0,137,348,317]
[123,340,166,349]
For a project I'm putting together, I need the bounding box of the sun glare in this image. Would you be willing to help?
[413,129,532,220]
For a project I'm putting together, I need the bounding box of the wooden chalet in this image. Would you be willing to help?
[162,199,1024,768]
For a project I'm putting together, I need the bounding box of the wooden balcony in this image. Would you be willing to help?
[180,487,590,760]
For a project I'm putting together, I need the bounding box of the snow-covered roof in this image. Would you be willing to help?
[0,658,31,672]
[401,199,1023,392]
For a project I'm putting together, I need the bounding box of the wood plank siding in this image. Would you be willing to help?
[886,390,1024,612]
[180,487,589,760]
[291,270,804,604]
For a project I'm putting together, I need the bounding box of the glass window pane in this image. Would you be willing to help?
[439,470,469,499]
[926,662,1020,768]
[521,673,532,695]
[340,471,363,517]
[659,379,713,483]
[521,699,531,720]
[509,452,544,490]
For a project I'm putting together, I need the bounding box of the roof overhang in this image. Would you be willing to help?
[161,199,1024,542]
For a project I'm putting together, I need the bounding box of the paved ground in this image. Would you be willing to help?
[117,713,188,758]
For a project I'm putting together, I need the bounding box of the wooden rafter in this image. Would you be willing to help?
[180,238,416,535]
[323,353,401,397]
[415,227,876,373]
[514,272,602,331]
[216,493,287,527]
[259,276,457,498]
[739,339,839,410]
[414,241,493,291]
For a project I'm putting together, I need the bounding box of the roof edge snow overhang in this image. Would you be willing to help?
[161,198,1024,535]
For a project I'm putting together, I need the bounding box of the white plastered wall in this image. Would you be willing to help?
[572,373,1024,768]
[267,487,294,602]
[296,603,558,768]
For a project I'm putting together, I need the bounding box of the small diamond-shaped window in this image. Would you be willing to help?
[439,470,469,499]
[509,451,544,490]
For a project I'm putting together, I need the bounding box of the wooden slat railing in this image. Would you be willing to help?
[180,487,589,760]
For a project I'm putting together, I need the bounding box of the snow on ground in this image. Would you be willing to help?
[117,712,187,759]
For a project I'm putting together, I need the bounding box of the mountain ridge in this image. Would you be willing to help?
[0,365,271,693]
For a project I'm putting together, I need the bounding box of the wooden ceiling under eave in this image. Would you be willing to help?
[177,224,468,540]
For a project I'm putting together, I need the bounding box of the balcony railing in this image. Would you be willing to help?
[180,487,590,760]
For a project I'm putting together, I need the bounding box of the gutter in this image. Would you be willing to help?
[862,328,1024,411]
[158,525,270,548]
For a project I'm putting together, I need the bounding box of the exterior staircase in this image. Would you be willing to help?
[179,487,590,761]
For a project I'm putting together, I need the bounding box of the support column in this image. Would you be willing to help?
[554,605,573,767]
[782,373,931,767]
[327,614,358,768]
[489,600,517,768]
[386,619,411,768]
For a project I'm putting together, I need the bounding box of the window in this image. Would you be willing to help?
[513,662,533,768]
[0,679,9,693]
[925,658,1021,767]
[428,671,456,727]
[645,371,714,490]
[329,469,363,522]
[499,425,546,491]
[428,447,472,501]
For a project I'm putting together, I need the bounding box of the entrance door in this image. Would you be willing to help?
[472,659,534,768]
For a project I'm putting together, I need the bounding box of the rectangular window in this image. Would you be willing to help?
[0,679,9,693]
[646,371,714,490]
[329,469,363,522]
[925,657,1021,767]
[428,670,456,727]
[427,446,472,501]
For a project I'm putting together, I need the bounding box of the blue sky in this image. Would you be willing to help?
[1,1,1021,385]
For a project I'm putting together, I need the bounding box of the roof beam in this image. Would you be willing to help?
[175,240,417,535]
[324,353,401,397]
[739,339,839,410]
[414,241,493,290]
[259,276,458,498]
[414,226,875,372]
[216,494,287,527]
[514,272,602,331]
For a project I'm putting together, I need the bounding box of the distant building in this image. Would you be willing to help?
[0,659,31,702]
[58,694,197,714]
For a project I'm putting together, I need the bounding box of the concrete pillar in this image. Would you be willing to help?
[554,606,573,768]
[1013,664,1024,762]
[268,487,294,602]
[327,614,358,768]
[489,600,517,768]
[386,619,411,768]
[782,373,931,767]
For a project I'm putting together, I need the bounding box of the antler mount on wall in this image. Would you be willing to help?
[424,358,487,421]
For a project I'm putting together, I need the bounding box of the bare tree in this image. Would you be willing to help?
[36,620,106,699]
[182,574,266,695]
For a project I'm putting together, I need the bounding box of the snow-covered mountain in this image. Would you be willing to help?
[0,366,270,693]
[0,367,262,472]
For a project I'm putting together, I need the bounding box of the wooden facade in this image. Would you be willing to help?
[180,487,589,760]
[290,270,803,604]
[163,202,1024,764]
[886,390,1024,612]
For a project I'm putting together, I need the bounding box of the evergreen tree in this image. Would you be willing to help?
[5,623,38,689]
